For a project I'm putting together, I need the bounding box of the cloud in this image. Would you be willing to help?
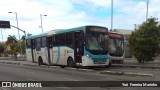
[0,0,160,42]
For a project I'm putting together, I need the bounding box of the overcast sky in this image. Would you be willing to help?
[0,0,160,41]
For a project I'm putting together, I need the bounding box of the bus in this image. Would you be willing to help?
[25,25,111,67]
[109,32,125,64]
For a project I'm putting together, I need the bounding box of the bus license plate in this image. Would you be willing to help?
[98,60,103,64]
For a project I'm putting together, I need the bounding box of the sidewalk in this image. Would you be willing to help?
[0,59,38,66]
[112,58,160,69]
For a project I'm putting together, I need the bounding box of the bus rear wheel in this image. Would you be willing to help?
[67,58,75,68]
[38,57,43,66]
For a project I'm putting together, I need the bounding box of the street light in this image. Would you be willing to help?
[146,0,149,23]
[8,12,22,54]
[40,14,47,32]
[111,0,113,32]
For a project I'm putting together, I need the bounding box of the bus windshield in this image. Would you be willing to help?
[86,32,109,51]
[109,37,124,56]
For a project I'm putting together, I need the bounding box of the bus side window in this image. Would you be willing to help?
[36,38,41,48]
[59,34,65,46]
[66,32,73,48]
[53,35,59,46]
[42,37,47,47]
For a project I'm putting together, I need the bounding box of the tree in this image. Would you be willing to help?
[5,35,18,59]
[0,44,4,53]
[21,35,25,41]
[129,17,160,63]
[6,35,17,44]
[20,35,26,54]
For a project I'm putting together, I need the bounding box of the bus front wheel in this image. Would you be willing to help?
[105,62,112,68]
[67,58,75,68]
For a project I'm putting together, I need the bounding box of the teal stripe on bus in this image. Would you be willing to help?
[56,47,60,64]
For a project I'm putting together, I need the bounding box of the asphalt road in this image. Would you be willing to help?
[0,63,159,90]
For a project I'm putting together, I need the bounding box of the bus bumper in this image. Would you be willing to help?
[81,56,110,66]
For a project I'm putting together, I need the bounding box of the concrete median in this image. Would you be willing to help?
[100,70,153,77]
[112,64,160,69]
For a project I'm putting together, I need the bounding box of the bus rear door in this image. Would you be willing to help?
[47,36,52,65]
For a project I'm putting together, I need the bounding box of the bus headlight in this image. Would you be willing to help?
[86,54,91,58]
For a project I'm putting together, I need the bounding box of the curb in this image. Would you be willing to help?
[100,70,153,77]
[23,64,38,67]
[65,67,77,70]
[65,67,95,72]
[100,71,123,75]
[123,72,153,77]
[77,69,95,72]
[112,64,160,69]
[49,66,62,69]
[0,61,20,65]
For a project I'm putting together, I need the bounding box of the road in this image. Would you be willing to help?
[0,63,159,90]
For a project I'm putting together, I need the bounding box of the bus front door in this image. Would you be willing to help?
[31,39,36,62]
[74,31,84,64]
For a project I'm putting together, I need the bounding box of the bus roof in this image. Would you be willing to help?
[26,25,107,39]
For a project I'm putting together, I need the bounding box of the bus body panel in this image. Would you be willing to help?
[82,56,110,66]
[52,46,74,65]
[52,47,58,64]
[35,47,48,64]
[50,48,53,64]
[26,49,32,62]
[82,50,108,66]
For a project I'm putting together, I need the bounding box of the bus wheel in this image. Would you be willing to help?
[105,62,112,68]
[67,58,75,68]
[38,57,43,66]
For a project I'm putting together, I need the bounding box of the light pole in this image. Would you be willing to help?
[111,0,113,32]
[1,28,3,42]
[146,0,149,23]
[40,14,47,32]
[8,12,22,54]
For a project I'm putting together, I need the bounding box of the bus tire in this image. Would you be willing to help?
[67,58,75,67]
[105,62,111,68]
[38,57,43,66]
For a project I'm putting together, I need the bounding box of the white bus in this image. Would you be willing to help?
[109,32,125,64]
[25,25,111,67]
